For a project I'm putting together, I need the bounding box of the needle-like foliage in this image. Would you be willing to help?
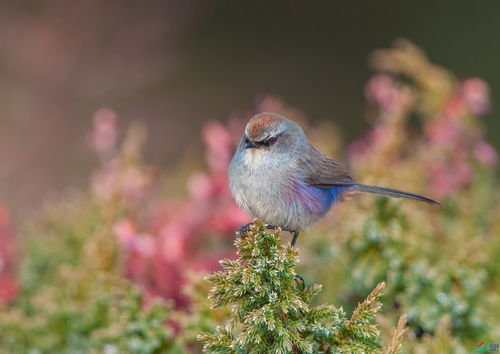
[199,221,399,353]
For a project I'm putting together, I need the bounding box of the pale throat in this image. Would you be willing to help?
[242,149,272,169]
[241,149,297,182]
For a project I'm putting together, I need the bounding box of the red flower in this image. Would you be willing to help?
[0,206,19,305]
[110,119,251,308]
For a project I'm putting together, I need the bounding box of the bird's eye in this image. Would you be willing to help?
[265,136,278,146]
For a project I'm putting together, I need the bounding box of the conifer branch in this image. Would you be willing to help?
[198,220,390,353]
[382,314,408,354]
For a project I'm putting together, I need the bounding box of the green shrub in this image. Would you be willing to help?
[199,222,405,353]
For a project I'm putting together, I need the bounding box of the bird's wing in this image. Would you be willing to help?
[299,145,440,205]
[300,145,354,188]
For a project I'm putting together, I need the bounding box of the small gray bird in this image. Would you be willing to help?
[229,112,439,246]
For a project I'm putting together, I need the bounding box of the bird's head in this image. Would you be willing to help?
[241,112,306,154]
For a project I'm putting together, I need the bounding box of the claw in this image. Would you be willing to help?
[294,274,305,291]
[234,222,254,242]
[265,224,279,231]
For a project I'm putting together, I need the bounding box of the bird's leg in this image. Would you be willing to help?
[289,231,305,287]
[291,231,300,247]
[234,222,254,241]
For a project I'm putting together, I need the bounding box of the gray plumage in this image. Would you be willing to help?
[228,112,439,244]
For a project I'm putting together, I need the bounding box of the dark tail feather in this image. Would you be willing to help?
[351,184,440,205]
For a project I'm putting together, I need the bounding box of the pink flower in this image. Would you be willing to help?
[441,95,466,121]
[0,276,18,305]
[364,74,401,113]
[203,121,234,173]
[110,119,252,308]
[188,173,214,201]
[121,167,156,203]
[159,221,190,262]
[91,159,120,200]
[425,117,461,147]
[88,108,118,156]
[113,219,138,245]
[348,125,390,161]
[208,203,250,235]
[130,234,156,257]
[428,159,474,199]
[474,141,498,167]
[461,78,491,115]
[423,77,495,198]
[0,206,19,305]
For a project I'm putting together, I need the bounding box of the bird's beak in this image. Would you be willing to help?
[244,141,259,149]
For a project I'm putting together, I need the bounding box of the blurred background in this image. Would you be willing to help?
[1,0,499,216]
[1,2,500,352]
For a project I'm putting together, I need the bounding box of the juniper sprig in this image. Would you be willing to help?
[199,221,398,353]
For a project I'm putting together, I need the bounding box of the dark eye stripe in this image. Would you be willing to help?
[246,134,281,148]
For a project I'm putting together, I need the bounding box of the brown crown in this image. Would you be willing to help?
[246,112,284,141]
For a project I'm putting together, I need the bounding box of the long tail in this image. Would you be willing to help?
[350,184,440,205]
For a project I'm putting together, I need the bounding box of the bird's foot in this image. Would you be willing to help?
[294,274,305,291]
[234,223,283,244]
[234,222,255,242]
[264,224,280,231]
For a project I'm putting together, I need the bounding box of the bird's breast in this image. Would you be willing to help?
[229,153,338,230]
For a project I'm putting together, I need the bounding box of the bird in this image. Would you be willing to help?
[228,112,439,247]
